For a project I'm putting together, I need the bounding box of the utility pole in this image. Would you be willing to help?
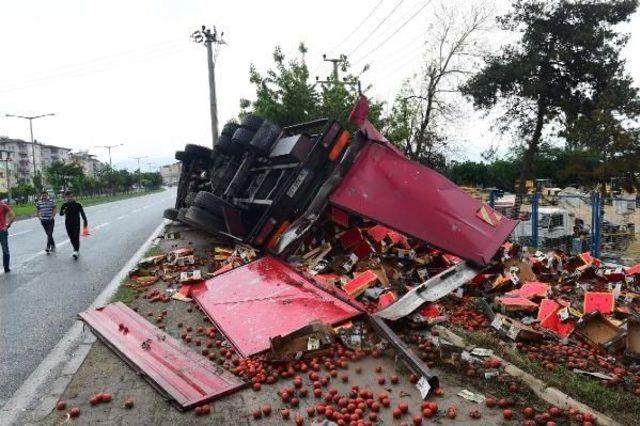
[5,113,55,177]
[322,54,347,81]
[95,144,123,168]
[191,25,226,148]
[130,156,148,190]
[315,54,362,95]
[0,150,12,203]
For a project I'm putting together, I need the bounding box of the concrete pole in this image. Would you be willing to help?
[206,39,219,147]
[0,151,11,203]
[5,159,11,203]
[29,118,37,177]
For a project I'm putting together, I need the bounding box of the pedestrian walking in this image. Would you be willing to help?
[0,199,16,272]
[36,190,56,253]
[59,191,87,260]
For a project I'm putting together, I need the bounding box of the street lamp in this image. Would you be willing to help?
[5,113,55,177]
[0,150,12,203]
[94,144,124,168]
[130,156,148,190]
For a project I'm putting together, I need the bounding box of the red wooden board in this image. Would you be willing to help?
[190,256,361,358]
[505,282,550,299]
[329,143,518,265]
[583,292,615,315]
[79,302,245,410]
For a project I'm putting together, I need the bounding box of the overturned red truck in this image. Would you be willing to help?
[167,96,516,266]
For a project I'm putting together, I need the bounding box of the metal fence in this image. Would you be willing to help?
[491,191,639,266]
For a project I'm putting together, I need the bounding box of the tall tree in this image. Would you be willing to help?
[461,0,638,193]
[385,2,492,166]
[241,43,385,128]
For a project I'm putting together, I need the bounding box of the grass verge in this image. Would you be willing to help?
[12,188,165,219]
[110,244,164,305]
[456,327,639,425]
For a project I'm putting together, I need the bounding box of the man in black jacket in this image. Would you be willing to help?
[60,191,88,259]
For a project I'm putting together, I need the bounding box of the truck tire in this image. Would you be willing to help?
[231,128,255,146]
[248,120,281,156]
[184,191,197,206]
[193,191,236,216]
[176,207,189,224]
[175,150,191,163]
[163,208,179,221]
[221,122,240,138]
[185,144,213,159]
[240,114,264,132]
[215,134,244,157]
[185,206,226,234]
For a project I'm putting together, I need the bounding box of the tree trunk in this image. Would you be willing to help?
[514,100,546,218]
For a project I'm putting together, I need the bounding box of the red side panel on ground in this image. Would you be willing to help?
[329,143,518,265]
[190,256,361,358]
[79,302,245,410]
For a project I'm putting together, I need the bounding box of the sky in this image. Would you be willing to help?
[0,0,639,171]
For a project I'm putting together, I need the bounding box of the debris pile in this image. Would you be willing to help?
[278,202,640,400]
[288,210,465,316]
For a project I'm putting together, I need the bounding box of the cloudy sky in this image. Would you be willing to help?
[1,0,639,170]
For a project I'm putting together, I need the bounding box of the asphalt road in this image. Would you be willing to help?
[0,189,175,406]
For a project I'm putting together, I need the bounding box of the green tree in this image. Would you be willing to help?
[139,172,162,189]
[13,183,37,201]
[45,161,84,193]
[461,0,638,192]
[32,172,43,192]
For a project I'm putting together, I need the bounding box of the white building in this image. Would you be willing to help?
[0,137,71,185]
[69,150,105,177]
[159,162,181,186]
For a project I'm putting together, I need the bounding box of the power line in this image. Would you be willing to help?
[328,0,385,54]
[0,43,187,94]
[355,28,427,67]
[347,0,406,57]
[352,0,431,65]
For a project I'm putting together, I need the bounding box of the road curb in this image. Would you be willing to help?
[0,219,169,425]
[433,326,622,426]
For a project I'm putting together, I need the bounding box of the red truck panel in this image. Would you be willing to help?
[79,302,245,410]
[329,143,518,265]
[190,256,361,358]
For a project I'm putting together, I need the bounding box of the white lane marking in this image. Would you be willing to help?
[93,222,110,231]
[13,237,72,269]
[116,215,127,221]
[9,230,31,237]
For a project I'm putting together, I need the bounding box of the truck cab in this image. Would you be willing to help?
[513,207,575,245]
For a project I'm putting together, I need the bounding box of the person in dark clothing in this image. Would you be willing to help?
[59,191,87,259]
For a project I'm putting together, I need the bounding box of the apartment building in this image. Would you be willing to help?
[159,162,181,186]
[0,137,71,185]
[69,150,105,177]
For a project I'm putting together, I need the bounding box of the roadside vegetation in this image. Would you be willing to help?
[457,327,640,425]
